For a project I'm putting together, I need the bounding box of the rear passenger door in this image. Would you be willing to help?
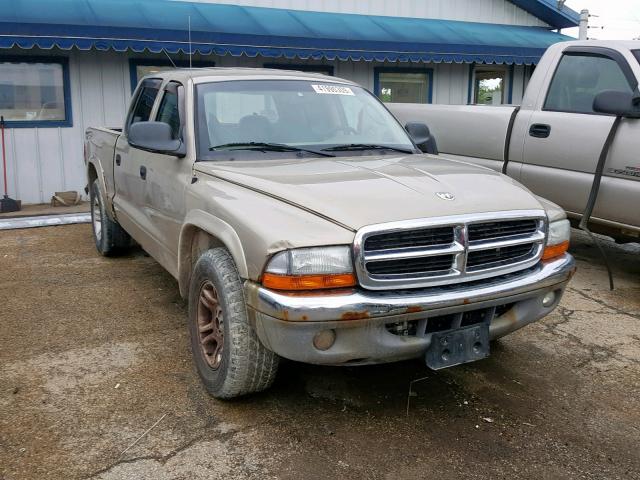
[113,78,162,243]
[519,47,638,225]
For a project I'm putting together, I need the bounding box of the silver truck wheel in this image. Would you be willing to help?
[188,248,279,399]
[89,179,131,256]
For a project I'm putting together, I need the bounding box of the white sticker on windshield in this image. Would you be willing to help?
[311,84,355,96]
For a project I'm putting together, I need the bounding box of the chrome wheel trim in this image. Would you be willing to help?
[92,193,102,243]
[197,281,225,370]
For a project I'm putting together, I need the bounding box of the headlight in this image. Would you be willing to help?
[263,246,356,290]
[542,219,570,260]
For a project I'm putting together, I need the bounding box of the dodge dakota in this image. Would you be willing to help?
[389,40,640,244]
[85,68,575,398]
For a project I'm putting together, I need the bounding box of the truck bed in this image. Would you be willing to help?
[388,103,517,172]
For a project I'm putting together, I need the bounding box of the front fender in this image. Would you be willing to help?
[178,209,248,297]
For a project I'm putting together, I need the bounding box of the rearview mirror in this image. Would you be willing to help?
[405,122,438,155]
[593,90,640,118]
[128,122,186,157]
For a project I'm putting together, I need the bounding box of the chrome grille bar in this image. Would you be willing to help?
[353,210,547,290]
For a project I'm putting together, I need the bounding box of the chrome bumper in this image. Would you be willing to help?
[244,254,575,365]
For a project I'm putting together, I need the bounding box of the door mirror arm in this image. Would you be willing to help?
[593,90,640,118]
[404,122,439,155]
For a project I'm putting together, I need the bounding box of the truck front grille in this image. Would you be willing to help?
[354,211,547,290]
[366,254,455,275]
[466,243,536,269]
[364,226,454,251]
[468,219,538,241]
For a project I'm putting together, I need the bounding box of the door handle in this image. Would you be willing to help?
[139,165,147,180]
[529,123,551,138]
[115,154,121,166]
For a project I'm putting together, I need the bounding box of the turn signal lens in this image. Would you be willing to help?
[542,240,569,260]
[262,273,356,291]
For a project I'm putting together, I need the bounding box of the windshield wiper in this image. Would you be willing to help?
[322,143,415,154]
[209,142,335,157]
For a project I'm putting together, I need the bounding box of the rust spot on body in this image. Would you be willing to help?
[463,298,471,305]
[406,306,423,314]
[282,310,289,321]
[301,315,308,321]
[341,311,370,321]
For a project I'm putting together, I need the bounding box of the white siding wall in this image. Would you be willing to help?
[3,49,528,204]
[181,0,549,27]
[3,48,132,205]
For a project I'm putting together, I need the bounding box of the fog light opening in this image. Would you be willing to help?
[542,291,556,308]
[313,329,336,351]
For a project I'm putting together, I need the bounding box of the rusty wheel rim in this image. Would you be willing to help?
[197,281,224,370]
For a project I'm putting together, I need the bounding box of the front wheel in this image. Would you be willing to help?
[188,248,279,399]
[90,179,130,256]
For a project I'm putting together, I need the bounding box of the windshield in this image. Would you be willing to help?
[195,80,416,160]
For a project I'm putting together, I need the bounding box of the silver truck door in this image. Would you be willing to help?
[141,81,190,272]
[113,78,162,244]
[519,47,638,227]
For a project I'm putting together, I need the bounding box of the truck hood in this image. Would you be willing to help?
[194,154,544,231]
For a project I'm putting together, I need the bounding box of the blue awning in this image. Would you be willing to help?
[0,0,575,65]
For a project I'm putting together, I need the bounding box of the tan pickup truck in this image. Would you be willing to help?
[85,68,575,398]
[390,40,640,244]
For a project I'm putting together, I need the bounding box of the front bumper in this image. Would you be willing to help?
[245,254,576,365]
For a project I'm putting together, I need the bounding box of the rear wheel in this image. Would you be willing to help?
[90,179,130,256]
[188,247,279,399]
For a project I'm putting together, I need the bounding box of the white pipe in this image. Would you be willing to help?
[0,213,91,230]
[579,9,589,40]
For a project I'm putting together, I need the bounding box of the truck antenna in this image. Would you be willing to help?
[188,15,193,69]
[162,50,177,69]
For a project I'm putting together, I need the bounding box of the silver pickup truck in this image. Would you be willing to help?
[85,69,575,398]
[390,41,640,244]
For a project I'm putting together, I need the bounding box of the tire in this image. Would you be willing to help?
[90,179,131,256]
[188,248,279,399]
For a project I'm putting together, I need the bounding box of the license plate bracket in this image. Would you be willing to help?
[425,324,490,370]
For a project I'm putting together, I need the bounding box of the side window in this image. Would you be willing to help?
[544,54,633,114]
[126,80,161,132]
[156,84,181,139]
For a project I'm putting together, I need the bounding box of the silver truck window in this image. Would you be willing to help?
[156,89,181,139]
[195,80,414,159]
[544,54,633,114]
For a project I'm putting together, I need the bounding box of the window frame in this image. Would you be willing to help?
[542,47,638,116]
[0,55,72,128]
[125,78,163,136]
[128,59,214,91]
[373,67,434,104]
[467,63,515,105]
[153,81,185,141]
[263,63,334,76]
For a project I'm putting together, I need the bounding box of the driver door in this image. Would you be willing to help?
[142,81,191,273]
[519,47,638,225]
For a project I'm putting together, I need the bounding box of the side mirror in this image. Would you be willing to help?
[128,122,186,157]
[405,122,438,155]
[593,90,640,118]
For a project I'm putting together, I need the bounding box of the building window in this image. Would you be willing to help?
[0,57,71,128]
[469,65,514,105]
[263,64,334,76]
[129,59,214,91]
[374,68,433,104]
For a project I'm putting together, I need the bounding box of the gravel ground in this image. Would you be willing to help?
[0,225,638,480]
